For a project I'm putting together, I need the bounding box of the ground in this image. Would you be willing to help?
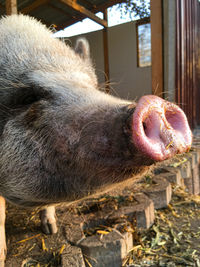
[4,156,200,267]
[123,186,200,266]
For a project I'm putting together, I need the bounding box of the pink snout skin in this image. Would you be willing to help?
[132,95,192,161]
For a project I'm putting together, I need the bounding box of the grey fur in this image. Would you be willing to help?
[0,15,191,266]
[0,15,153,208]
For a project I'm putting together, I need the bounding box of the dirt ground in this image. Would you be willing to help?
[4,157,200,267]
[5,183,143,267]
[5,186,200,267]
[123,185,200,267]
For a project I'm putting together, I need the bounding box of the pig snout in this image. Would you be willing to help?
[132,95,192,161]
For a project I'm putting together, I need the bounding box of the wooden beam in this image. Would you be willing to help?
[20,0,49,14]
[56,15,85,31]
[56,0,128,30]
[80,0,94,9]
[93,0,126,12]
[150,0,163,97]
[56,0,129,31]
[6,0,17,15]
[47,3,71,17]
[59,0,108,27]
[103,9,110,93]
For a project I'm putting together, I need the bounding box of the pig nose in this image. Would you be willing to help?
[132,95,192,161]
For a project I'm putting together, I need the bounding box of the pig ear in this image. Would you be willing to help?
[75,38,90,60]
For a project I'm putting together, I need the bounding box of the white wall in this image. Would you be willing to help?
[70,21,152,101]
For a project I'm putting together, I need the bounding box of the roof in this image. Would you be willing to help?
[0,0,126,30]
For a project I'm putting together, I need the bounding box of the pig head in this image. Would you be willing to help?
[0,15,192,266]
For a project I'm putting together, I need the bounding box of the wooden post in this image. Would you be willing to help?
[6,0,17,15]
[103,9,110,93]
[150,0,163,97]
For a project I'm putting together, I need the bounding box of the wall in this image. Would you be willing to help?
[163,0,176,102]
[70,21,152,101]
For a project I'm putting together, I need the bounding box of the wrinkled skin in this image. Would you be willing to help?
[0,15,192,266]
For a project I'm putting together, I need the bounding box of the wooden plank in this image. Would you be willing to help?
[150,0,163,97]
[56,16,85,31]
[47,3,71,17]
[56,0,126,30]
[20,0,49,14]
[59,0,108,27]
[195,1,200,125]
[80,0,94,9]
[176,0,181,106]
[103,9,110,93]
[175,0,200,129]
[93,0,126,12]
[6,0,17,15]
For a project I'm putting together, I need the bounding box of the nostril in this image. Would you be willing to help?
[142,117,152,138]
[142,114,161,140]
[165,109,183,131]
[143,122,147,133]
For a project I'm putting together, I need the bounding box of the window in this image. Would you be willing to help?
[136,21,151,67]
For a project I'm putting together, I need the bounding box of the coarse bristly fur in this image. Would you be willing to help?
[0,14,154,209]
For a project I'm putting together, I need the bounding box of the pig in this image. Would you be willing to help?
[0,14,192,266]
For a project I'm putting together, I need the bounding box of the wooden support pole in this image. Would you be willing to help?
[103,9,110,93]
[150,0,163,97]
[6,0,17,15]
[59,0,108,27]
